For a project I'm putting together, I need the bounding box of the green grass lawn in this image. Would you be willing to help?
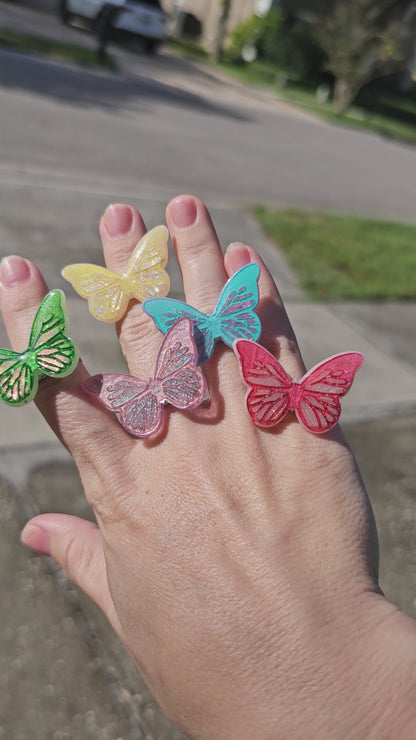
[219,62,416,146]
[168,40,416,147]
[253,207,416,300]
[0,28,116,70]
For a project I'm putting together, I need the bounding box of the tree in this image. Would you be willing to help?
[311,0,416,114]
[212,0,233,63]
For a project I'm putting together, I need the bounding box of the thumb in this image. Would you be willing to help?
[21,513,121,634]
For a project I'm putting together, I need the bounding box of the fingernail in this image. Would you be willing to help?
[0,256,31,288]
[169,195,198,228]
[226,242,251,272]
[21,522,51,556]
[103,204,133,237]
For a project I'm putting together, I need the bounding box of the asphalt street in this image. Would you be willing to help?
[0,6,415,738]
[1,2,416,221]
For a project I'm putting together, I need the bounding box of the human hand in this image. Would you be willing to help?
[2,196,416,739]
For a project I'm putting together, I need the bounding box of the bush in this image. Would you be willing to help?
[227,11,325,84]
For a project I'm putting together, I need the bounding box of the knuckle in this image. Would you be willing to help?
[118,307,160,360]
[186,276,222,313]
[186,236,216,260]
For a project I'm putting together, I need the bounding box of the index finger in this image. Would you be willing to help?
[0,256,132,470]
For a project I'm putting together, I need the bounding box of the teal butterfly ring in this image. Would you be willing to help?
[142,263,261,364]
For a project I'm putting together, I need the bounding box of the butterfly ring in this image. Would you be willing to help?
[143,263,261,364]
[85,318,207,437]
[234,339,363,434]
[62,225,170,323]
[0,290,79,406]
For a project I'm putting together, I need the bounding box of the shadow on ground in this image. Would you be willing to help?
[0,47,250,121]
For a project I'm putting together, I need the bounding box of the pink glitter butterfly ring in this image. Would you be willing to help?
[84,318,207,438]
[233,339,363,434]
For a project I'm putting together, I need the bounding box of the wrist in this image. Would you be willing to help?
[358,598,416,739]
[194,594,416,740]
[304,594,416,740]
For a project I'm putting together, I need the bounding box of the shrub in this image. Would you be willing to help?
[227,11,325,83]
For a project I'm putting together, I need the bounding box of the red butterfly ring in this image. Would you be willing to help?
[233,339,363,434]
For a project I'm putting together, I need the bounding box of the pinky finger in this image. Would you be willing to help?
[21,514,122,635]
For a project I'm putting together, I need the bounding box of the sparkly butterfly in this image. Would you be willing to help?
[62,225,170,323]
[234,340,363,433]
[0,290,79,407]
[84,318,207,437]
[143,263,261,364]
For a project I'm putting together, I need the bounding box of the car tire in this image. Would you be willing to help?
[144,39,160,54]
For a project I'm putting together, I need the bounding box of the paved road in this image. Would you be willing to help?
[1,2,416,221]
[0,9,415,739]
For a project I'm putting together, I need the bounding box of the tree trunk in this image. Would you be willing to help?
[333,78,359,115]
[212,0,232,63]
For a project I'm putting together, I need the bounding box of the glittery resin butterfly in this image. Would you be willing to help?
[84,318,207,437]
[234,340,363,433]
[62,225,170,323]
[143,263,261,364]
[0,290,79,406]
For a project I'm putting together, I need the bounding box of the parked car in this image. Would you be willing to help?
[60,0,167,53]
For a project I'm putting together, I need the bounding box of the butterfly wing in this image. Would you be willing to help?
[30,290,79,378]
[295,352,364,433]
[0,291,78,406]
[85,320,205,437]
[143,265,260,364]
[0,349,35,406]
[143,299,214,364]
[62,263,129,323]
[124,225,170,302]
[214,264,261,347]
[234,339,292,427]
[155,318,207,409]
[85,374,163,437]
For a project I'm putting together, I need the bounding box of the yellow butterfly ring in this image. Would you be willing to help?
[61,225,170,323]
[0,290,79,406]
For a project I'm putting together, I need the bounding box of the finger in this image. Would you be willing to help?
[100,203,146,269]
[21,514,122,634]
[224,242,305,378]
[99,203,165,377]
[166,195,227,311]
[0,256,131,460]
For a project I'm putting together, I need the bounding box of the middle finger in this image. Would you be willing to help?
[99,203,167,378]
[166,195,227,311]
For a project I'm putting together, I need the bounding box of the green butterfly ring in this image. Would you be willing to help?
[0,289,79,406]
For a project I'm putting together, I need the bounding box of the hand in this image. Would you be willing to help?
[2,196,416,739]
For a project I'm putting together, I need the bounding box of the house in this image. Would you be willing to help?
[163,0,277,49]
